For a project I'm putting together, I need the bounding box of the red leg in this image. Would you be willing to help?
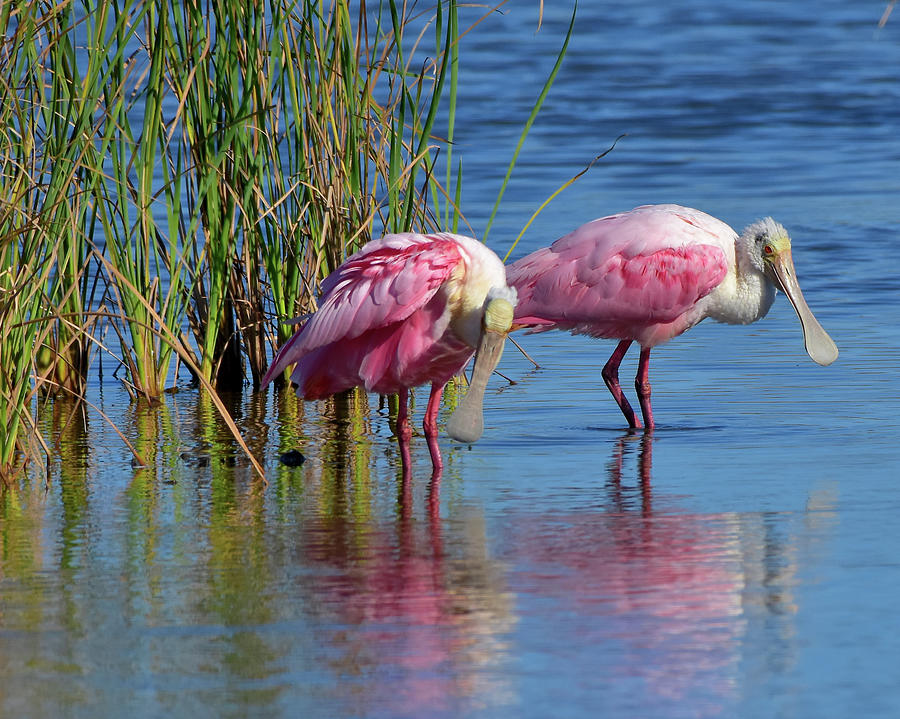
[601,340,642,429]
[634,346,654,430]
[396,387,413,472]
[423,382,445,476]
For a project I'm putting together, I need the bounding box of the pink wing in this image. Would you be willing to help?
[261,234,463,389]
[508,207,731,337]
[287,290,471,398]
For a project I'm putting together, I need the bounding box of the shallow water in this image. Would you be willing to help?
[3,2,900,717]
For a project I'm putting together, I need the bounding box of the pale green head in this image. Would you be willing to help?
[483,295,515,334]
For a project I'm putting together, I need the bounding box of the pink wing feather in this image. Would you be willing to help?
[508,206,731,343]
[260,234,463,391]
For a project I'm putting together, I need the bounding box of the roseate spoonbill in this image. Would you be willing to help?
[507,204,838,430]
[260,232,517,473]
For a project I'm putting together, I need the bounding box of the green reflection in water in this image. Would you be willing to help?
[0,386,847,717]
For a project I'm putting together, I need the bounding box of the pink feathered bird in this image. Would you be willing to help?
[507,204,838,430]
[261,232,517,473]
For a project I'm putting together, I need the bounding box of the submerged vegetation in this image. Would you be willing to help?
[0,0,560,483]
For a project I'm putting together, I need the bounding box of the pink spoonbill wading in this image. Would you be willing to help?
[260,232,517,475]
[506,204,838,430]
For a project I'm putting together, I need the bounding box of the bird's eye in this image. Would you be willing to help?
[763,244,774,256]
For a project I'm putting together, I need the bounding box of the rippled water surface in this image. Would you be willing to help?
[3,2,900,717]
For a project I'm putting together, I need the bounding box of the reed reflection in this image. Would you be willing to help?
[314,388,376,518]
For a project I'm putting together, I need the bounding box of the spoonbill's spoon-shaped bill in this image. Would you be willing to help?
[764,243,838,366]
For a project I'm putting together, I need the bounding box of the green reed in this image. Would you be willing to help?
[95,0,193,402]
[1,2,94,479]
[0,237,50,481]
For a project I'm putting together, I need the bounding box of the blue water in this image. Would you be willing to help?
[3,2,900,717]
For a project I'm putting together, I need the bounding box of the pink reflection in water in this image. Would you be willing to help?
[499,433,746,712]
[296,476,514,716]
[292,433,813,717]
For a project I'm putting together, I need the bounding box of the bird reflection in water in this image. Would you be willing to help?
[500,433,750,714]
[299,409,834,716]
[296,407,515,717]
[605,430,654,515]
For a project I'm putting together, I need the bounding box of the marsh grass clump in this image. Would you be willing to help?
[0,0,491,482]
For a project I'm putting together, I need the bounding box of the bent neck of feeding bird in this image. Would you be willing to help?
[445,287,517,444]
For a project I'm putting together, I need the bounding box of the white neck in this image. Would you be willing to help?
[704,258,776,326]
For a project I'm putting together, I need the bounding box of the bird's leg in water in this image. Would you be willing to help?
[635,346,654,430]
[423,381,445,475]
[602,340,642,430]
[396,387,413,471]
